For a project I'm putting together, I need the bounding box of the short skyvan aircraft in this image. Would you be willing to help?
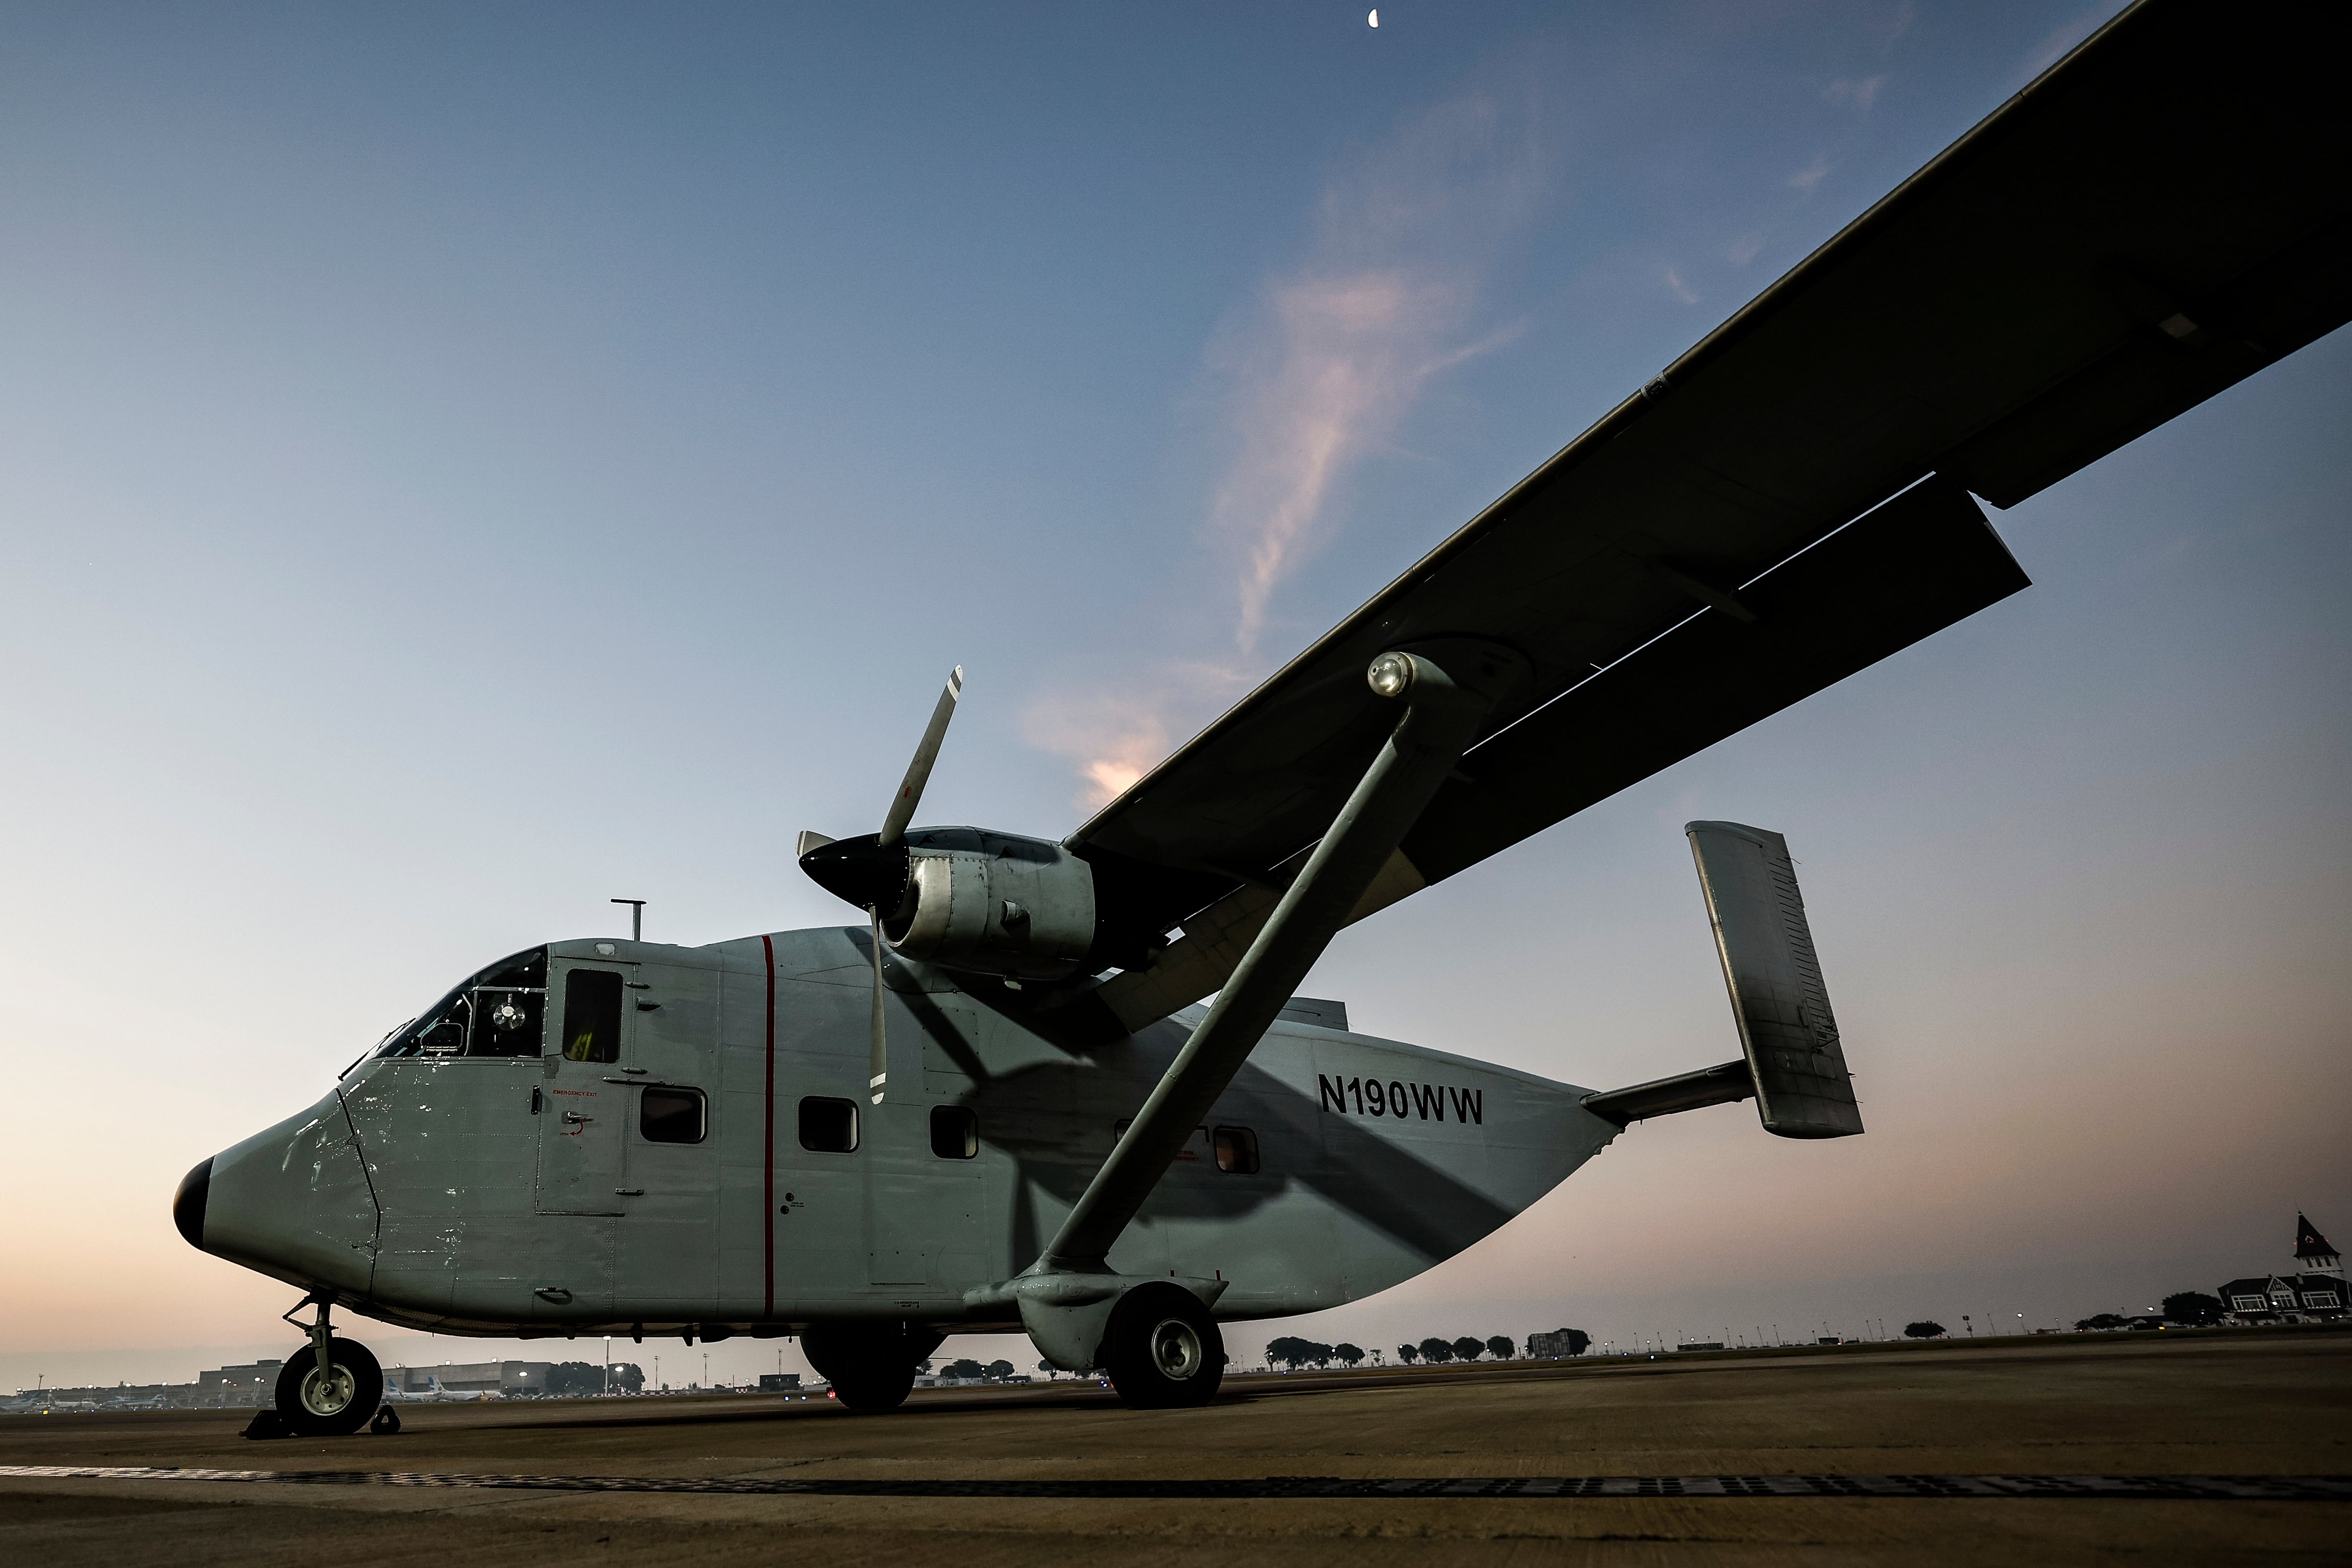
[172,0,2351,1434]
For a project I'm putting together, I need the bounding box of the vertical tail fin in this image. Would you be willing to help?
[1686,822,1862,1139]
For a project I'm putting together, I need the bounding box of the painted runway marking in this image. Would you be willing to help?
[2,1466,2346,1501]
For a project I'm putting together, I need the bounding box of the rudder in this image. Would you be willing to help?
[1685,821,1862,1139]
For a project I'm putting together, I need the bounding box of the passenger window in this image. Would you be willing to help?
[1214,1126,1259,1174]
[798,1097,858,1153]
[930,1105,978,1159]
[640,1087,706,1144]
[560,971,623,1062]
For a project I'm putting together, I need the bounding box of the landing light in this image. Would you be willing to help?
[1366,651,1415,698]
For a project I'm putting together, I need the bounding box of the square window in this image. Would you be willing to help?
[930,1105,978,1159]
[798,1097,858,1153]
[1214,1125,1260,1174]
[560,970,623,1063]
[640,1087,705,1144]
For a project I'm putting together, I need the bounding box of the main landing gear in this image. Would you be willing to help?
[1099,1283,1224,1409]
[261,1296,385,1438]
[801,1322,945,1413]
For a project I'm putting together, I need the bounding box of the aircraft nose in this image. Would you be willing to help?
[173,1157,213,1251]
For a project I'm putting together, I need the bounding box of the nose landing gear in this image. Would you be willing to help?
[270,1295,385,1438]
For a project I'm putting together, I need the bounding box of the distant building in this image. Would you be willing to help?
[386,1360,555,1395]
[1525,1328,1590,1357]
[2219,1212,2345,1324]
[197,1360,283,1404]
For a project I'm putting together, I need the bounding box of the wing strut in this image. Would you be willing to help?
[1032,642,1525,1275]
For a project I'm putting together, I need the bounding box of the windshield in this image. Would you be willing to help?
[373,947,549,1059]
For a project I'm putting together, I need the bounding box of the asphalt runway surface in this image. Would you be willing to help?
[3,1331,2345,1565]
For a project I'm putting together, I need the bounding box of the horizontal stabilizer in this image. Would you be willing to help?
[1687,822,1861,1139]
[1581,1060,1751,1126]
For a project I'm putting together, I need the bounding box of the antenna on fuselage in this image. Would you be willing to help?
[611,899,645,941]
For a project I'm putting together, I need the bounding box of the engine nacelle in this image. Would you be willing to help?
[886,835,1097,980]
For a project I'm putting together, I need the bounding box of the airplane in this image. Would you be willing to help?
[100,1394,169,1412]
[380,1375,458,1404]
[168,0,2352,1436]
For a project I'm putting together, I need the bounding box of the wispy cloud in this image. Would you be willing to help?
[1661,266,1698,305]
[1788,156,1829,193]
[1208,91,1542,656]
[1021,662,1252,811]
[1727,232,1764,267]
[1823,75,1884,112]
[1866,0,1916,52]
[2019,6,2124,82]
[1026,84,1544,809]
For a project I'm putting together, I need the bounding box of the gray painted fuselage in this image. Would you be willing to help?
[199,928,1622,1339]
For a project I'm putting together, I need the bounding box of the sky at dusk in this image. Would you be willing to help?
[3,0,2346,1391]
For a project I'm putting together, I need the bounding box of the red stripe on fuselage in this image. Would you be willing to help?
[762,933,776,1319]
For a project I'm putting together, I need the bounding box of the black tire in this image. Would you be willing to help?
[1100,1284,1224,1409]
[274,1337,384,1438]
[802,1323,941,1414]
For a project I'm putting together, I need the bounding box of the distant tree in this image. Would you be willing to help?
[1485,1336,1516,1362]
[1266,1336,1317,1370]
[1451,1336,1485,1363]
[1333,1343,1365,1368]
[1901,1321,1946,1340]
[1395,1344,1419,1365]
[2074,1314,2130,1332]
[1037,1362,1057,1378]
[1418,1336,1454,1364]
[1563,1330,1592,1357]
[2162,1291,2224,1327]
[547,1361,611,1397]
[610,1362,644,1394]
[986,1360,1015,1379]
[945,1358,987,1380]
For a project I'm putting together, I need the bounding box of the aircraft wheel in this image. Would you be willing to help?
[826,1359,916,1412]
[274,1337,383,1438]
[1100,1284,1224,1409]
[801,1323,939,1414]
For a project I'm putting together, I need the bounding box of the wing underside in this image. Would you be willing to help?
[1053,0,2352,1029]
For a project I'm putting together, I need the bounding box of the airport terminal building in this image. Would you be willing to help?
[2220,1214,2344,1325]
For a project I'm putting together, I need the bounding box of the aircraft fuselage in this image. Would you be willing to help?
[188,928,1620,1340]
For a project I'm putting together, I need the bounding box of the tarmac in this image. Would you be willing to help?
[2,1328,2345,1565]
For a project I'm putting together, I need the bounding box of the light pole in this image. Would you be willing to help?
[604,1337,611,1397]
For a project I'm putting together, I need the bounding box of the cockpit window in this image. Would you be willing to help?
[372,948,549,1060]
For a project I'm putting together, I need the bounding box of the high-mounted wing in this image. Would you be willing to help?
[1059,0,2352,1031]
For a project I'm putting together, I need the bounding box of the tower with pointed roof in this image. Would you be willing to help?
[2295,1213,2341,1281]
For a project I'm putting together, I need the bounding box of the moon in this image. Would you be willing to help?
[1368,9,1378,26]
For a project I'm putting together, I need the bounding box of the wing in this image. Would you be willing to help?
[1061,0,2352,1030]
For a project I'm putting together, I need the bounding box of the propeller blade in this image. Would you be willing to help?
[868,906,889,1104]
[878,666,963,847]
[796,830,836,858]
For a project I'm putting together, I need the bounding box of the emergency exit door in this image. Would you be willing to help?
[536,962,631,1215]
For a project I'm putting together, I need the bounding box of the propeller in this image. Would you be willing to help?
[797,666,963,1105]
